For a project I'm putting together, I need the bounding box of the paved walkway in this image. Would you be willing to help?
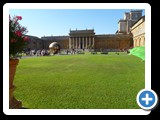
[21,55,40,59]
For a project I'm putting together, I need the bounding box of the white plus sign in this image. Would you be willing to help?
[142,93,153,105]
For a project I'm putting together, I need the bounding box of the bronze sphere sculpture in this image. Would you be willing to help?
[49,42,60,54]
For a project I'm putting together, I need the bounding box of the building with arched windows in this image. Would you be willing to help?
[130,16,145,47]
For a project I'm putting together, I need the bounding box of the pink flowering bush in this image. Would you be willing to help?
[9,15,29,58]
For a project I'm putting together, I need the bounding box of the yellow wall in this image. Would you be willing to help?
[131,17,145,47]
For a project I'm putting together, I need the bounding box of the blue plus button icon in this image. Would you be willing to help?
[137,89,158,110]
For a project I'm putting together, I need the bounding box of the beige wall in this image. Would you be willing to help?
[118,21,127,33]
[131,17,145,47]
[95,34,132,51]
[27,34,133,51]
[42,39,69,49]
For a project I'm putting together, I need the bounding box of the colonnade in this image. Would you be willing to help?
[69,36,95,49]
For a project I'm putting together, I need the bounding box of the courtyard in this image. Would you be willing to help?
[14,52,145,109]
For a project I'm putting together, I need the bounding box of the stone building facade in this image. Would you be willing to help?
[68,29,132,51]
[94,34,132,51]
[29,29,132,52]
[130,16,145,47]
[117,10,142,34]
[69,29,95,50]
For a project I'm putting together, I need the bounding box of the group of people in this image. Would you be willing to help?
[23,49,50,56]
[36,49,50,56]
[65,49,83,55]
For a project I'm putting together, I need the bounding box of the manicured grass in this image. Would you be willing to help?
[14,53,145,109]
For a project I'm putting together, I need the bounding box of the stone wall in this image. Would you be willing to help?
[131,16,145,47]
[27,34,133,51]
[26,35,43,50]
[43,39,69,49]
[95,34,132,51]
[42,36,69,49]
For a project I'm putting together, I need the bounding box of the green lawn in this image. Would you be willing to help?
[14,52,145,109]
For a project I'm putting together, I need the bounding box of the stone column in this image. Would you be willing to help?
[77,37,79,49]
[92,37,95,49]
[70,37,72,49]
[135,39,137,47]
[76,37,78,49]
[89,37,91,49]
[82,37,84,49]
[73,37,75,49]
[79,37,81,49]
[69,37,71,49]
[142,36,145,46]
[86,37,88,49]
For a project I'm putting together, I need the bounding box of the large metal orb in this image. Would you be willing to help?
[49,42,60,54]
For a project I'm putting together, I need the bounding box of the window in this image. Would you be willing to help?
[121,25,125,31]
[135,14,138,19]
